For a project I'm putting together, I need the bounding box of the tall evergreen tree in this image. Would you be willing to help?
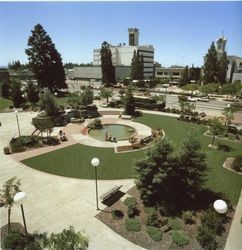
[176,133,207,201]
[100,41,115,86]
[135,138,175,205]
[130,50,143,80]
[217,51,228,84]
[179,66,189,86]
[25,80,39,105]
[1,79,10,98]
[25,24,67,91]
[123,85,135,115]
[11,79,25,108]
[204,42,218,83]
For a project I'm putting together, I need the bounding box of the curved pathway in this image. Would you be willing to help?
[0,111,145,250]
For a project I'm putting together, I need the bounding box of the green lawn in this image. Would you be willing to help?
[22,114,242,204]
[0,97,13,112]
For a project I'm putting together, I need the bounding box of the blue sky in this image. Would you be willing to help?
[0,1,242,67]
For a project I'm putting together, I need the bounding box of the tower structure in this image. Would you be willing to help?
[216,35,227,59]
[128,28,139,46]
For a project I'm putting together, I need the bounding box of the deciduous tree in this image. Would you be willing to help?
[25,80,39,106]
[0,177,21,233]
[130,50,143,80]
[209,118,226,146]
[123,85,135,115]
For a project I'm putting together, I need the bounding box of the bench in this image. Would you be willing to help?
[100,185,123,203]
[121,115,132,120]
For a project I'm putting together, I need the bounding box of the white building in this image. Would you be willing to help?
[93,28,154,78]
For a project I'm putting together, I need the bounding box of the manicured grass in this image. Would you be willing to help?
[21,114,242,204]
[0,97,13,112]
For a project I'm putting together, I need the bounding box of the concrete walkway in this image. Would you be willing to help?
[0,112,144,250]
[225,189,242,250]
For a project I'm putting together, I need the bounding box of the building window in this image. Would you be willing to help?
[172,72,180,76]
[157,72,162,76]
[239,62,242,68]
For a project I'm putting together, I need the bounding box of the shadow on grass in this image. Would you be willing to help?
[217,143,234,152]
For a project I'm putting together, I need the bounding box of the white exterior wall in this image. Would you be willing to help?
[93,45,154,78]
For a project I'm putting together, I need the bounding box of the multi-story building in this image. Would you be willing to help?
[155,67,184,84]
[93,28,154,78]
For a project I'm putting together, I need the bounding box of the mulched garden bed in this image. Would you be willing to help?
[96,186,234,250]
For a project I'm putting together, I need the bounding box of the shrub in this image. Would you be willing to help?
[171,231,189,247]
[232,155,242,172]
[147,209,159,227]
[10,138,25,153]
[182,211,194,224]
[124,197,138,217]
[144,206,157,215]
[238,129,242,136]
[3,232,25,250]
[125,218,141,232]
[146,226,162,241]
[87,118,102,129]
[168,218,182,230]
[196,209,222,250]
[111,209,124,220]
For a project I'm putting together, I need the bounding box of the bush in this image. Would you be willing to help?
[10,138,25,153]
[232,155,242,172]
[124,197,138,217]
[87,118,102,129]
[3,232,25,250]
[168,218,182,230]
[196,209,222,249]
[171,231,189,247]
[147,209,159,227]
[182,211,194,224]
[238,129,242,136]
[146,226,162,241]
[111,209,124,220]
[125,218,141,232]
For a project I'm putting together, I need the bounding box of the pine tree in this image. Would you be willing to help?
[130,51,143,80]
[204,42,218,83]
[100,41,115,86]
[135,138,175,205]
[11,79,25,108]
[1,79,10,98]
[25,80,39,105]
[124,85,135,115]
[25,24,67,91]
[176,133,207,201]
[217,52,228,84]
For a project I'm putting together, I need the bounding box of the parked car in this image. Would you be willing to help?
[197,97,210,102]
[100,103,108,108]
[188,96,197,102]
[227,125,239,134]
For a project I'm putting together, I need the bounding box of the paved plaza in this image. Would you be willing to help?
[0,112,145,250]
[1,110,242,250]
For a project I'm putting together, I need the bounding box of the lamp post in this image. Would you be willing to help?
[213,199,228,245]
[14,110,21,137]
[91,158,100,210]
[14,192,28,237]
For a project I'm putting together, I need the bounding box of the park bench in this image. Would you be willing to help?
[121,115,132,119]
[100,185,123,203]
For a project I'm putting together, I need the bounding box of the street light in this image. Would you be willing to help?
[14,110,21,137]
[91,157,100,210]
[214,199,228,214]
[14,192,28,237]
[213,199,228,244]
